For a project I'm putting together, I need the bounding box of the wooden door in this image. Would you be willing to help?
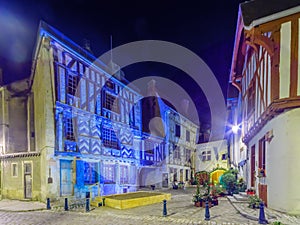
[259,184,268,206]
[250,145,255,187]
[24,163,32,199]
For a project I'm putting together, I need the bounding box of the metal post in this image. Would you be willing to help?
[163,199,167,216]
[102,197,105,206]
[64,198,69,211]
[258,202,268,224]
[46,198,51,210]
[86,198,90,212]
[204,200,210,221]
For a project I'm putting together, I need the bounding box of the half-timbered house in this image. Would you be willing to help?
[229,0,300,214]
[0,21,199,201]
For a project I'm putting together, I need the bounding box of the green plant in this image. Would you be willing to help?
[272,221,284,225]
[248,195,262,209]
[220,173,237,194]
[192,185,202,202]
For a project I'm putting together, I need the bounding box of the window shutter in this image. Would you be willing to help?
[76,160,84,187]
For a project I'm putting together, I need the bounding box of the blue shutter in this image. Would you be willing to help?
[76,160,84,187]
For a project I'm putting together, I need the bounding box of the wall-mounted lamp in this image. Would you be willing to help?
[265,130,274,142]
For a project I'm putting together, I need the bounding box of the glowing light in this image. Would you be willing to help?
[232,125,239,134]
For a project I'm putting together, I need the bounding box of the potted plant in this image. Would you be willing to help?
[202,194,213,208]
[257,168,266,178]
[248,194,262,209]
[246,187,256,196]
[192,185,203,207]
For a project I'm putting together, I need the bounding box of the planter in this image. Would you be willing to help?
[247,191,255,196]
[194,201,201,207]
[202,201,212,208]
[212,199,218,206]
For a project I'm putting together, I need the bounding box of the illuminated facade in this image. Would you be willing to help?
[229,1,300,214]
[0,21,199,201]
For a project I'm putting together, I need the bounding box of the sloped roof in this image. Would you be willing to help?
[241,0,300,27]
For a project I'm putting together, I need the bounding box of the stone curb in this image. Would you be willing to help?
[227,196,258,221]
[0,208,47,212]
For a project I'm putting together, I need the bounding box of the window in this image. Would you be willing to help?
[24,163,31,174]
[105,80,115,90]
[65,118,75,141]
[174,145,181,159]
[67,73,79,96]
[102,127,119,149]
[259,137,266,170]
[120,165,129,184]
[247,79,255,116]
[201,150,211,161]
[12,163,18,177]
[222,154,227,160]
[185,149,191,162]
[102,164,115,184]
[186,130,190,142]
[175,124,181,137]
[103,92,120,113]
[84,162,98,184]
[144,140,154,155]
[185,169,189,181]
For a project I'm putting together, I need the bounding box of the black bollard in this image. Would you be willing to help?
[64,198,69,211]
[102,198,105,206]
[258,201,268,224]
[46,198,51,210]
[204,200,210,221]
[86,198,90,212]
[163,199,167,216]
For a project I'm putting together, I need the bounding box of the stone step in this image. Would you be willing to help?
[94,196,104,202]
[233,193,248,202]
[239,192,248,197]
[90,200,102,207]
[227,195,247,203]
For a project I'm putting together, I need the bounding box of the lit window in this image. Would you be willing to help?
[103,92,120,113]
[202,150,211,161]
[65,118,75,141]
[102,164,115,184]
[102,127,119,149]
[12,163,18,177]
[67,73,79,96]
[120,165,129,184]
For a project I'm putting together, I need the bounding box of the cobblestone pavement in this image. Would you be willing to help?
[229,198,300,225]
[0,188,257,225]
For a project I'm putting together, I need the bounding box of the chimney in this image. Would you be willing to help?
[82,39,93,54]
[147,79,157,96]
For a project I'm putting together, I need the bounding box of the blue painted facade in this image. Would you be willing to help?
[0,21,199,200]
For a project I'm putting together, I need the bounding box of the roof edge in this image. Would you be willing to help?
[245,5,300,30]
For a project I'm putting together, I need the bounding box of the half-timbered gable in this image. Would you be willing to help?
[230,0,300,215]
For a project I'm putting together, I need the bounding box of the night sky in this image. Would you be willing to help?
[0,0,245,125]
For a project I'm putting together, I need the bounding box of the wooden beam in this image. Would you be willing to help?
[271,26,281,101]
[290,19,298,97]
